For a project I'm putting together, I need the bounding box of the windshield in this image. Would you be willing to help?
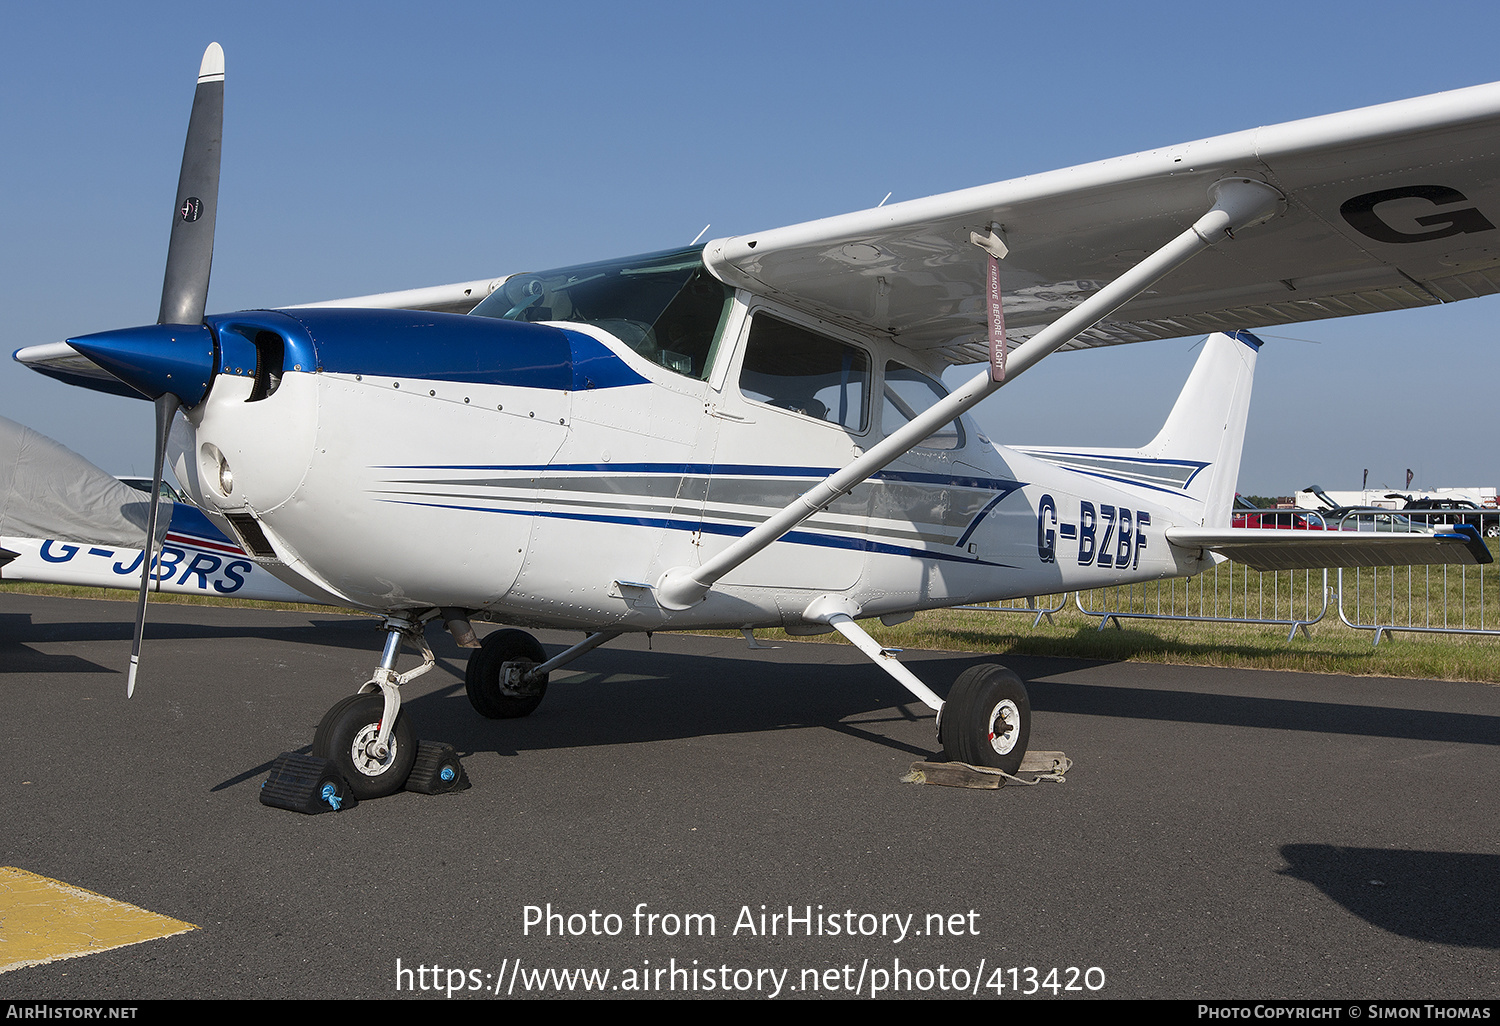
[469,246,732,381]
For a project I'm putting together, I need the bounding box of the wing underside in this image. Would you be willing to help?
[702,82,1500,363]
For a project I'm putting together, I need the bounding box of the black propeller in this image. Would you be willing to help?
[124,43,224,697]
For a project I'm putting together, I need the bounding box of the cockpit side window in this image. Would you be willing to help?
[882,362,964,450]
[468,246,731,381]
[739,314,869,432]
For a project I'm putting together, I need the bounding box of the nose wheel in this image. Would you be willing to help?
[313,693,416,799]
[309,615,433,800]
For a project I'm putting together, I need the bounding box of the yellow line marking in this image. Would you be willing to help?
[0,867,197,974]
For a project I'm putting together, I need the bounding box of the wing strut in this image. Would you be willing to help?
[655,177,1284,610]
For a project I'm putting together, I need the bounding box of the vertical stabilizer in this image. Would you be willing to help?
[1014,331,1259,527]
[1139,330,1259,526]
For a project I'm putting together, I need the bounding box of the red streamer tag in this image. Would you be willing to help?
[987,252,1007,382]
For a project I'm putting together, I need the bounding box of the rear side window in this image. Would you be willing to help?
[882,362,963,449]
[739,315,869,432]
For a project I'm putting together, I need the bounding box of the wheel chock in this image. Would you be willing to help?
[260,753,351,813]
[1019,750,1072,777]
[903,751,1071,788]
[404,741,470,795]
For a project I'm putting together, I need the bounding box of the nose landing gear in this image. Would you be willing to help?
[313,692,417,799]
[311,614,435,799]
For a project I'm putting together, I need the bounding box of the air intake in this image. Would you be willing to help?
[224,512,278,559]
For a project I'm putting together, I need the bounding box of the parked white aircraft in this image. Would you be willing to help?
[15,45,1500,796]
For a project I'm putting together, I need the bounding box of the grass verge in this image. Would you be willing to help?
[7,580,1499,684]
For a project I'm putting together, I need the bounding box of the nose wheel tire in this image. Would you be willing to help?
[939,664,1031,774]
[313,693,416,799]
[465,628,550,719]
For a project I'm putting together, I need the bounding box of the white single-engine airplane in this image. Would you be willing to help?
[16,45,1500,797]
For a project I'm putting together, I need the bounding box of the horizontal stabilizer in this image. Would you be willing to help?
[1165,524,1493,571]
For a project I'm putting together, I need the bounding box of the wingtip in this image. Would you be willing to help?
[198,42,225,83]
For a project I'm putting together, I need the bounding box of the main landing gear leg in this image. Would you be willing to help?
[803,597,1032,775]
[313,614,435,799]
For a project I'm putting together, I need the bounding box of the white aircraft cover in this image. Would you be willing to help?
[0,415,165,549]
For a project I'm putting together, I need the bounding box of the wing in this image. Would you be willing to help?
[11,341,152,398]
[22,81,1500,384]
[280,277,508,315]
[1166,525,1493,572]
[703,81,1500,364]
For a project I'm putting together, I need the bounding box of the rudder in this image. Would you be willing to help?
[1139,330,1260,527]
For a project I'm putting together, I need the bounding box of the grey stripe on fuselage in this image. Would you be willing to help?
[369,471,1002,547]
[1023,452,1200,489]
[376,474,998,529]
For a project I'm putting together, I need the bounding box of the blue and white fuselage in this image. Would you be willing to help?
[152,248,1250,633]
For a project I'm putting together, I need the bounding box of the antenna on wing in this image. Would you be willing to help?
[690,224,711,245]
[877,192,892,207]
[1251,332,1322,345]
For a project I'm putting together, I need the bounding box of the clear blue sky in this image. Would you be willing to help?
[3,0,1498,495]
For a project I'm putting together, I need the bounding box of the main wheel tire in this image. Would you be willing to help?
[940,664,1031,774]
[465,628,549,719]
[313,693,416,799]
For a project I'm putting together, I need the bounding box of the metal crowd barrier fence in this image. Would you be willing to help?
[953,508,1500,646]
[1333,509,1500,645]
[953,593,1070,627]
[1073,509,1332,640]
[1074,566,1330,640]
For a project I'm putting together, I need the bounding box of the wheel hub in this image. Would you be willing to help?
[350,722,399,778]
[500,659,541,696]
[987,699,1020,756]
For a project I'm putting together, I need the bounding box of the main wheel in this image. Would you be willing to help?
[313,693,416,799]
[466,628,549,719]
[939,664,1031,774]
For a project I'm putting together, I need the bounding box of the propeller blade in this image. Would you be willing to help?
[128,42,224,696]
[158,42,224,326]
[127,394,179,697]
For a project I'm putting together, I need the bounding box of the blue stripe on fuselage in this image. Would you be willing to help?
[371,461,1026,495]
[206,309,649,391]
